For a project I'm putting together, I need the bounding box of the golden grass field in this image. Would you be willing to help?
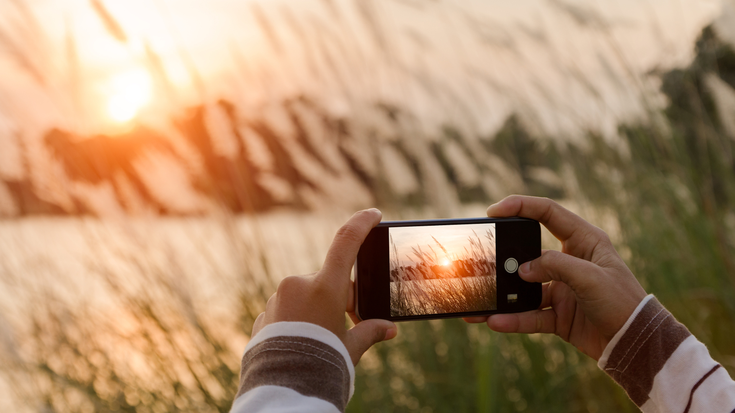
[1,1,735,412]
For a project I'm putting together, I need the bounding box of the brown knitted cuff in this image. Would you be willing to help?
[602,297,691,406]
[236,336,351,412]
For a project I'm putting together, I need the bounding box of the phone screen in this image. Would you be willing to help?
[389,223,497,317]
[356,217,540,321]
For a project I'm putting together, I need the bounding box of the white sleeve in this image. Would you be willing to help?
[598,295,735,412]
[230,322,354,413]
[231,386,340,413]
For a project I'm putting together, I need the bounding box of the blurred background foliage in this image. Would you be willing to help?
[0,0,734,412]
[351,25,735,413]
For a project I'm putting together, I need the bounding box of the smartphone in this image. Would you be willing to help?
[355,217,541,321]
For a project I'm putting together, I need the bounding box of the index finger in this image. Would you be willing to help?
[487,195,596,242]
[320,208,382,285]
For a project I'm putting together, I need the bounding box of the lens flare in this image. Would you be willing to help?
[107,69,152,122]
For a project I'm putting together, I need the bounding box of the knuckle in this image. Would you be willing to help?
[254,312,265,325]
[311,275,332,293]
[537,252,563,278]
[535,312,543,332]
[266,292,277,309]
[540,200,556,222]
[538,250,557,265]
[535,256,550,272]
[588,227,613,250]
[276,275,306,296]
[598,230,613,245]
[505,194,525,207]
[538,196,556,207]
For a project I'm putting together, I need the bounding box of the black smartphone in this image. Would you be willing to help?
[355,217,541,321]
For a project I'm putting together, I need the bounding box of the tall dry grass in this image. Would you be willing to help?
[1,1,735,413]
[0,215,273,413]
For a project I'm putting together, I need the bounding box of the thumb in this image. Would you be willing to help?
[519,250,600,292]
[344,319,397,365]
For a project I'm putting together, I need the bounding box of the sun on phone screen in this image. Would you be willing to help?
[389,223,497,317]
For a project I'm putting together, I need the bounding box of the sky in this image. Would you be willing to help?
[0,0,729,214]
[390,222,495,267]
[0,0,723,136]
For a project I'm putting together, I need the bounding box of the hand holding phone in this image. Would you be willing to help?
[471,196,648,361]
[251,209,397,365]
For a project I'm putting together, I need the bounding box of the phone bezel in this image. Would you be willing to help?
[355,217,541,322]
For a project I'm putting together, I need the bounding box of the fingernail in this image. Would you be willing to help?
[519,261,531,275]
[384,326,397,340]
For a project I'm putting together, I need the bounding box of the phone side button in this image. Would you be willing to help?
[504,257,519,273]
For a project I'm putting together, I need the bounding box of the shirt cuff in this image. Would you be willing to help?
[597,294,654,370]
[597,295,692,407]
[236,322,355,411]
[244,321,355,394]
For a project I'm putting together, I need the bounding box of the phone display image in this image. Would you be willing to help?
[389,223,497,317]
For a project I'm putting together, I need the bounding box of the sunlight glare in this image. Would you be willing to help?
[441,258,451,266]
[107,69,152,123]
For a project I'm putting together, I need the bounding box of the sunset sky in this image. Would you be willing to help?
[390,223,495,267]
[0,0,721,136]
[0,0,727,216]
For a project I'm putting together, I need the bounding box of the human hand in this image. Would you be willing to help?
[251,209,397,365]
[464,195,647,360]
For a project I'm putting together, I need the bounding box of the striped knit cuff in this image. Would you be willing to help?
[598,295,653,369]
[598,296,691,407]
[236,322,354,412]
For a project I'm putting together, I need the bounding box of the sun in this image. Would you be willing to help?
[441,258,452,266]
[107,69,152,123]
